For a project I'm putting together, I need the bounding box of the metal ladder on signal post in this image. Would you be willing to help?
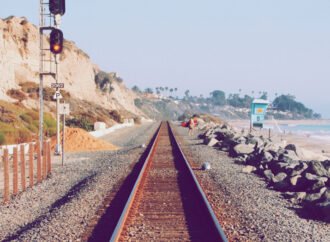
[39,0,60,154]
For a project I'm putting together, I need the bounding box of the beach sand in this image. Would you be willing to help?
[230,119,330,161]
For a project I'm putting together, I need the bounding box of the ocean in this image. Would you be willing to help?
[266,123,330,141]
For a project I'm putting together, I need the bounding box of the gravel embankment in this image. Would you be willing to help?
[173,124,330,242]
[0,122,159,241]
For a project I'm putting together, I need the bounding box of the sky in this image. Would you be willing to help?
[1,0,330,117]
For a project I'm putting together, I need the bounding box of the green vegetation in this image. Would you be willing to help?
[134,98,143,108]
[95,71,119,93]
[210,90,226,106]
[66,117,94,131]
[109,110,124,123]
[132,85,141,93]
[18,82,70,100]
[0,100,58,144]
[227,94,253,108]
[272,94,319,118]
[0,132,5,145]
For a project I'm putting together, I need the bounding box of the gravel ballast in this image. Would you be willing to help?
[0,122,159,241]
[173,124,330,242]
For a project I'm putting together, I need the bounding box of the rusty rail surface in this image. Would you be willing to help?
[109,122,227,242]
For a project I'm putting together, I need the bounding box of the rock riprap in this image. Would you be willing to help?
[199,123,330,221]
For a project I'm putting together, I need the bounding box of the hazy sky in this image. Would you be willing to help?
[2,1,330,117]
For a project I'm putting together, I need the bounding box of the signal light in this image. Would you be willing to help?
[49,0,65,16]
[50,29,64,54]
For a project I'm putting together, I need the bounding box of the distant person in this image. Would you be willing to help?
[188,116,198,136]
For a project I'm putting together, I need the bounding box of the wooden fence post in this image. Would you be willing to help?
[29,143,34,188]
[3,149,9,203]
[13,147,18,196]
[37,142,42,183]
[42,141,47,179]
[47,141,51,175]
[20,145,26,191]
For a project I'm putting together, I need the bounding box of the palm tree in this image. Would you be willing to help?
[169,88,174,98]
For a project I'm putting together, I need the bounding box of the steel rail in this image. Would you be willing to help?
[168,122,228,242]
[109,121,228,242]
[109,122,162,242]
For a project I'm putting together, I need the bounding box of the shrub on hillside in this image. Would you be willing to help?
[18,129,31,143]
[20,113,33,124]
[44,113,57,136]
[0,132,5,145]
[134,98,143,108]
[7,89,27,101]
[109,110,124,123]
[133,116,142,125]
[66,117,94,131]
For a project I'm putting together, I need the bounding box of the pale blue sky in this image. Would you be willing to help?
[1,1,330,117]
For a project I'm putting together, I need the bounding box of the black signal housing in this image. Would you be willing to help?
[49,0,65,16]
[50,28,64,54]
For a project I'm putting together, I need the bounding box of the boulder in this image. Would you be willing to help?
[290,175,302,186]
[289,192,307,204]
[261,151,273,163]
[203,135,216,145]
[233,144,255,156]
[305,172,328,182]
[235,136,247,144]
[242,165,257,173]
[290,162,308,176]
[310,180,326,192]
[207,138,219,147]
[272,172,289,190]
[215,129,235,140]
[264,143,280,154]
[322,160,330,171]
[278,151,299,163]
[234,155,248,165]
[246,136,264,148]
[285,143,304,158]
[304,187,327,203]
[307,161,330,177]
[272,172,287,183]
[263,169,274,181]
[268,161,289,175]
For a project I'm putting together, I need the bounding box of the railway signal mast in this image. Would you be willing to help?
[39,0,65,154]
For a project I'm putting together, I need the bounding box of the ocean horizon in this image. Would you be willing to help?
[264,123,330,141]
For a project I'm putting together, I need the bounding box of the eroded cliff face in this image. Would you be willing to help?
[0,16,141,116]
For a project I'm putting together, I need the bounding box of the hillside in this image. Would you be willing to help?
[132,91,321,121]
[0,16,150,144]
[0,16,143,116]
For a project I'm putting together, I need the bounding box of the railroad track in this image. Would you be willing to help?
[108,121,227,242]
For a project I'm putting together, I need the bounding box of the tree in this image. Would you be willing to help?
[272,94,314,118]
[144,88,153,94]
[260,92,268,100]
[227,93,253,108]
[210,90,226,106]
[169,88,173,96]
[132,85,141,93]
[184,90,190,99]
